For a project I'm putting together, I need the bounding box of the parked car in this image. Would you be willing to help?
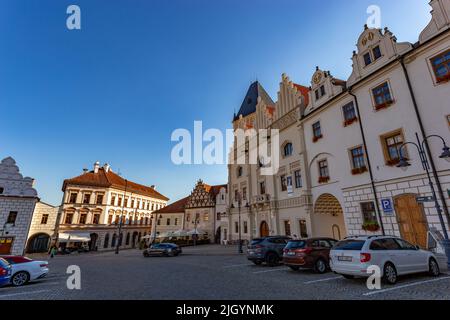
[330,235,448,284]
[143,243,182,257]
[0,258,12,288]
[1,256,49,287]
[247,236,291,266]
[283,238,338,273]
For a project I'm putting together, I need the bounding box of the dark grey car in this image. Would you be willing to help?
[247,236,291,266]
[143,243,182,257]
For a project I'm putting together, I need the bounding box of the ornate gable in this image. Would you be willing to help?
[347,25,412,86]
[419,0,450,43]
[185,179,216,209]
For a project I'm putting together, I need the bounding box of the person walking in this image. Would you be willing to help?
[49,246,57,258]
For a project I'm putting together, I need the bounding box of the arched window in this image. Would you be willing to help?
[104,234,110,248]
[283,143,293,157]
[111,234,117,248]
[126,232,130,245]
[118,233,123,246]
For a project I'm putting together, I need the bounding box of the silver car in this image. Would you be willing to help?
[330,235,448,284]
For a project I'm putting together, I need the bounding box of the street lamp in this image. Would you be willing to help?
[231,192,249,254]
[193,215,200,246]
[153,214,162,244]
[397,132,450,266]
[115,179,128,255]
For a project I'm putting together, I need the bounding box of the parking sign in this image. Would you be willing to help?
[381,198,393,215]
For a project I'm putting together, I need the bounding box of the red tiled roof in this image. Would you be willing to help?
[202,183,227,197]
[293,83,310,107]
[62,168,169,201]
[154,196,189,214]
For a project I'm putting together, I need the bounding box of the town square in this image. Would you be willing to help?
[1,0,450,306]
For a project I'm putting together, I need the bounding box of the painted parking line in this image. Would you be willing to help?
[303,276,342,284]
[222,264,252,268]
[0,289,52,298]
[252,267,286,274]
[362,276,450,296]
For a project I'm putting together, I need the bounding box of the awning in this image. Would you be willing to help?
[58,232,91,243]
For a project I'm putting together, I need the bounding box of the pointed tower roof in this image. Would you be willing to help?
[234,81,274,121]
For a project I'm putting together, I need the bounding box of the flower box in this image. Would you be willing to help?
[318,176,330,183]
[313,134,323,143]
[343,117,358,127]
[362,221,380,232]
[374,100,394,111]
[386,158,401,166]
[436,73,450,84]
[351,166,368,175]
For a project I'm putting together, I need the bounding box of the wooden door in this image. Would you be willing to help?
[0,237,14,254]
[260,221,269,237]
[394,194,428,248]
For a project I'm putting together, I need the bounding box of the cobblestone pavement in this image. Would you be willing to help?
[1,245,449,300]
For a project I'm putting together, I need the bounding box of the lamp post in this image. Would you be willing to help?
[193,214,199,246]
[231,192,249,254]
[115,179,128,254]
[397,132,450,266]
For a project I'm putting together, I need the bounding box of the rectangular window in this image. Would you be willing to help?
[372,82,393,110]
[234,189,238,201]
[312,121,322,141]
[284,220,291,236]
[166,218,171,225]
[235,221,239,233]
[69,193,77,204]
[125,198,129,207]
[79,214,87,224]
[431,49,450,83]
[381,130,406,165]
[115,215,120,225]
[280,175,287,192]
[294,170,302,188]
[299,220,308,238]
[244,221,248,234]
[320,85,326,96]
[364,52,372,66]
[0,187,3,194]
[65,213,73,224]
[108,215,113,224]
[242,187,247,201]
[186,213,190,222]
[361,202,377,224]
[204,213,209,221]
[260,181,266,195]
[93,214,100,224]
[7,211,17,225]
[41,214,49,225]
[342,101,357,125]
[174,218,178,226]
[117,197,123,207]
[110,196,116,206]
[318,160,329,179]
[83,194,91,204]
[350,146,367,174]
[157,219,161,226]
[131,199,135,208]
[96,194,103,205]
[373,46,382,60]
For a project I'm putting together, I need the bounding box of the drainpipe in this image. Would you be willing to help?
[348,88,386,236]
[399,57,450,227]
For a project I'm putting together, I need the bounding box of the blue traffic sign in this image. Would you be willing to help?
[381,198,393,214]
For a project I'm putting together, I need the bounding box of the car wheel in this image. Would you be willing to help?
[252,260,262,265]
[12,271,30,287]
[266,252,279,267]
[289,266,300,271]
[342,274,355,280]
[429,258,440,277]
[383,262,398,285]
[314,259,327,274]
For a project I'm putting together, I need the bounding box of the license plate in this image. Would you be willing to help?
[287,251,296,256]
[338,256,352,262]
[248,250,254,254]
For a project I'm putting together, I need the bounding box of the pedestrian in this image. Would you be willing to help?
[49,246,57,258]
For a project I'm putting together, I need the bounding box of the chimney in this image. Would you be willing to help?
[151,185,155,189]
[103,163,111,173]
[83,168,88,174]
[94,161,100,173]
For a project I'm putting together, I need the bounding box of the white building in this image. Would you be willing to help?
[58,162,169,251]
[0,157,39,255]
[26,201,61,253]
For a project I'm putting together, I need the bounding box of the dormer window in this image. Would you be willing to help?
[364,46,382,66]
[314,85,326,101]
[373,46,382,60]
[364,52,372,66]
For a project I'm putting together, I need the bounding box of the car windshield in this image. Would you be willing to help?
[285,241,306,249]
[250,239,263,245]
[333,240,365,250]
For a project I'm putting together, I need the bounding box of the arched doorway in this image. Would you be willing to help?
[27,233,50,253]
[394,194,428,248]
[312,194,347,239]
[260,221,269,237]
[89,233,98,251]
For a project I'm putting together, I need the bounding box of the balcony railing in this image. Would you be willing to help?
[252,194,271,204]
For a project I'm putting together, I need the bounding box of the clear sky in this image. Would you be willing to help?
[0,0,432,205]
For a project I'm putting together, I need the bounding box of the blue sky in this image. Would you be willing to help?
[0,0,431,205]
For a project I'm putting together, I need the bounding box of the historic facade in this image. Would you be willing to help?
[153,180,227,243]
[0,157,39,255]
[58,162,169,251]
[225,0,450,247]
[26,201,61,253]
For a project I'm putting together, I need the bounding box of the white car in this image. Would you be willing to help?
[1,256,49,286]
[330,235,448,284]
